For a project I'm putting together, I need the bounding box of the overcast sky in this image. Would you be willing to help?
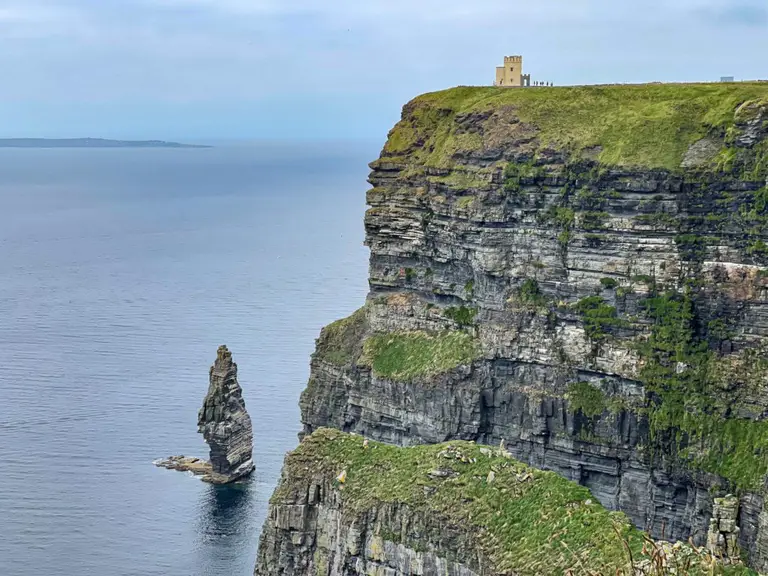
[0,0,766,140]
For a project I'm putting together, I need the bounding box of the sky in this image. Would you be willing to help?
[0,0,766,141]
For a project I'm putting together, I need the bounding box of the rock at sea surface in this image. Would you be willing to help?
[153,455,213,476]
[154,345,254,484]
[197,345,255,483]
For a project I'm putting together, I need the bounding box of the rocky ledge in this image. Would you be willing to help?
[295,83,768,571]
[156,345,254,484]
[153,455,214,478]
[256,429,748,576]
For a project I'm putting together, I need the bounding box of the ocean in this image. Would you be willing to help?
[0,142,375,576]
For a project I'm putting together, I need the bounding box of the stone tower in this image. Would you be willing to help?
[495,55,523,87]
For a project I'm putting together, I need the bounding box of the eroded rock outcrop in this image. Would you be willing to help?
[297,84,768,570]
[256,429,744,576]
[198,345,255,482]
[156,345,254,483]
[707,495,742,564]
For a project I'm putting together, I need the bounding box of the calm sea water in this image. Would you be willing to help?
[0,143,374,576]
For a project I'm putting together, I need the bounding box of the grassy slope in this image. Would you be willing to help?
[362,330,479,381]
[384,83,768,170]
[312,306,480,381]
[313,307,368,366]
[276,429,754,576]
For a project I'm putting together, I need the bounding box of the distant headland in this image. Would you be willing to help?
[0,138,211,148]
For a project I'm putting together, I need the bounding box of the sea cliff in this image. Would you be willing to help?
[256,429,753,575]
[275,83,768,573]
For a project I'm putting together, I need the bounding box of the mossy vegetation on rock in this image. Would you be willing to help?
[272,429,754,576]
[443,305,478,326]
[313,307,369,366]
[574,296,624,342]
[567,381,607,418]
[640,290,768,491]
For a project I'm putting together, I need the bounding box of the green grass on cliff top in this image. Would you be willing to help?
[384,83,768,170]
[278,429,754,576]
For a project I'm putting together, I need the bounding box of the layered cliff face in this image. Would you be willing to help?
[198,345,255,483]
[299,84,768,569]
[257,429,749,576]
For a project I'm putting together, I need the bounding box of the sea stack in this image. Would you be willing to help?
[155,345,254,484]
[197,345,255,483]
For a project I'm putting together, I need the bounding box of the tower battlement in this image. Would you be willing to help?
[495,55,524,87]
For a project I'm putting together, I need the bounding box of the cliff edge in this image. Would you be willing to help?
[297,83,768,570]
[256,429,750,576]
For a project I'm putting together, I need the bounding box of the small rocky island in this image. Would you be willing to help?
[0,138,210,148]
[155,345,254,484]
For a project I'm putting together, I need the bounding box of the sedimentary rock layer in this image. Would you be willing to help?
[298,84,768,570]
[198,345,255,483]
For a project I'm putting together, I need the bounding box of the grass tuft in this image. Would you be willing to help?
[567,381,607,418]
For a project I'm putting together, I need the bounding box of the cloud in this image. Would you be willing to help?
[0,1,100,42]
[692,2,768,26]
[0,0,765,137]
[145,0,619,26]
[0,4,58,22]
